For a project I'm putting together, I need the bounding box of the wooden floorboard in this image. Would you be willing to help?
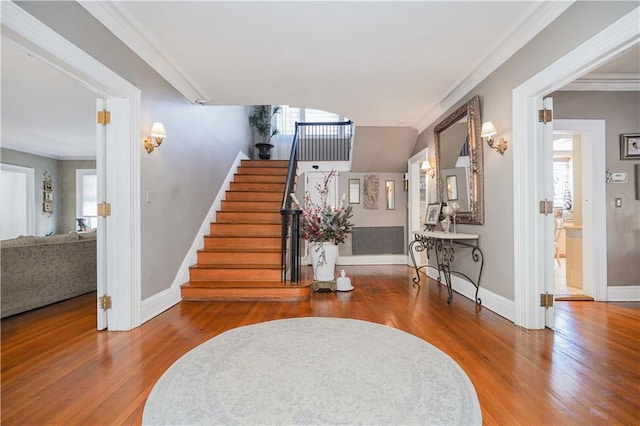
[2,265,639,425]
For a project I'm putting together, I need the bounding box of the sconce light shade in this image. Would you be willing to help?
[144,122,167,154]
[421,160,436,178]
[481,121,497,138]
[481,121,507,155]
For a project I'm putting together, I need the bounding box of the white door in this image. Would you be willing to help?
[542,97,556,329]
[96,99,108,330]
[0,164,35,239]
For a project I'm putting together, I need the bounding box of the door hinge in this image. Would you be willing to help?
[97,202,111,217]
[538,108,553,123]
[540,293,554,308]
[97,110,111,125]
[539,199,553,215]
[99,295,112,310]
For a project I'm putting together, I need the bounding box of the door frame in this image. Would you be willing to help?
[3,2,142,330]
[512,7,639,329]
[553,119,607,302]
[407,148,428,266]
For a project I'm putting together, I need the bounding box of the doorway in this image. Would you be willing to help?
[513,9,637,329]
[4,2,142,330]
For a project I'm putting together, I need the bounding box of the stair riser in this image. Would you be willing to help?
[190,268,281,281]
[181,285,310,302]
[204,237,281,250]
[236,168,287,176]
[197,252,281,265]
[234,174,286,183]
[210,223,281,236]
[216,212,281,223]
[229,182,285,192]
[225,192,282,202]
[220,201,280,211]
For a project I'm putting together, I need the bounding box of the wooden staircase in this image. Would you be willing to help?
[180,160,311,301]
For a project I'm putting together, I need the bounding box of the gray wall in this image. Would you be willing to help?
[351,127,417,172]
[18,2,253,299]
[552,91,640,287]
[58,160,97,233]
[337,172,407,256]
[1,148,59,236]
[412,1,637,300]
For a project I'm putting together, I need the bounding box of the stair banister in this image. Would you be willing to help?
[280,123,302,283]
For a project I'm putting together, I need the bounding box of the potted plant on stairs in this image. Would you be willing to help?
[248,105,282,160]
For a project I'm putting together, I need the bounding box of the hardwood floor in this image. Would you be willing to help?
[2,265,639,425]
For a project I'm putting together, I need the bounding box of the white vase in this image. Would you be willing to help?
[310,242,338,281]
[441,217,451,233]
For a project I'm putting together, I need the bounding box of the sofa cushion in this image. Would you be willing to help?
[78,232,97,240]
[0,235,36,248]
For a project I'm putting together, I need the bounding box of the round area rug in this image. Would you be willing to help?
[143,317,482,425]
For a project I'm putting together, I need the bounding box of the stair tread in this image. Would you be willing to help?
[204,234,280,239]
[182,280,289,288]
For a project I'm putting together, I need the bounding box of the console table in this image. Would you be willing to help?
[409,230,484,305]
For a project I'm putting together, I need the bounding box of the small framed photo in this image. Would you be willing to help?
[43,202,53,213]
[44,192,53,202]
[424,202,442,226]
[620,133,640,160]
[43,180,53,191]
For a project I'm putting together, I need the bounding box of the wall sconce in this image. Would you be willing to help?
[421,160,436,178]
[144,122,167,154]
[481,121,507,155]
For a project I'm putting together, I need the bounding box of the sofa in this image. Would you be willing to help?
[1,232,97,318]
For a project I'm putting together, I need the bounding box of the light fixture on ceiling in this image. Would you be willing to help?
[481,121,508,155]
[144,122,167,154]
[421,160,435,178]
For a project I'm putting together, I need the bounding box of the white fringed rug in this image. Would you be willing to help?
[143,317,481,425]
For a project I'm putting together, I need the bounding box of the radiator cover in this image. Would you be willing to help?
[352,226,405,255]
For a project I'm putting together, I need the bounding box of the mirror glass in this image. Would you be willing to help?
[434,95,484,224]
[385,180,395,210]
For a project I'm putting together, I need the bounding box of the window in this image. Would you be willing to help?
[76,169,97,229]
[276,106,347,135]
[553,159,572,210]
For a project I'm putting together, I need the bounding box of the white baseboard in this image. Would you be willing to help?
[337,255,408,265]
[607,285,640,301]
[140,151,249,324]
[426,269,515,322]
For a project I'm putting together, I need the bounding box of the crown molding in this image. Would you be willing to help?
[79,1,209,104]
[413,1,574,133]
[560,73,640,91]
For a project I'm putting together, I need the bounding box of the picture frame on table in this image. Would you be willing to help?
[620,133,640,160]
[424,202,442,226]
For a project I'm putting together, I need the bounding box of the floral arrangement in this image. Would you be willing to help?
[291,170,354,245]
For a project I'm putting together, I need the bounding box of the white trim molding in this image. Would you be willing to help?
[561,73,640,91]
[512,7,640,329]
[141,151,249,324]
[607,286,640,302]
[337,255,407,266]
[414,1,573,133]
[426,270,515,321]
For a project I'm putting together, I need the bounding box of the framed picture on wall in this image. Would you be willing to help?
[620,133,640,160]
[44,192,53,202]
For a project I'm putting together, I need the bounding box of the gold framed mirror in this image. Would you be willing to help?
[434,95,484,225]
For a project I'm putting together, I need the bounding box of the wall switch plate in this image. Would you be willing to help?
[615,198,622,208]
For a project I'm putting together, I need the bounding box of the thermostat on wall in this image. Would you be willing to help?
[607,171,628,183]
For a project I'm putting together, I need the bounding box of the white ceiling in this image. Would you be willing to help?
[1,2,638,160]
[85,1,567,129]
[1,39,97,159]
